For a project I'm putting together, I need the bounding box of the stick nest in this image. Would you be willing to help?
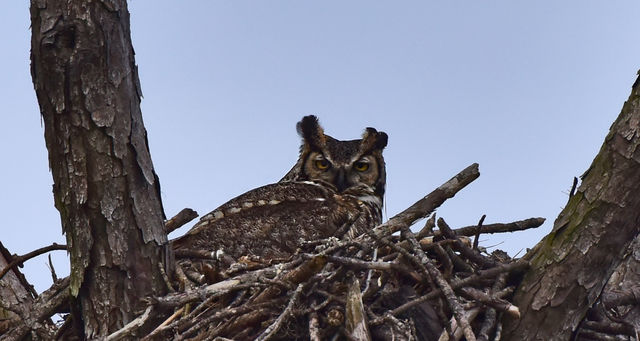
[140,164,542,341]
[153,217,538,341]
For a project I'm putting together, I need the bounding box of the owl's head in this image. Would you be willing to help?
[283,115,388,200]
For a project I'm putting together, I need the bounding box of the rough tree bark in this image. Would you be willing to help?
[29,0,168,338]
[579,236,640,336]
[0,243,52,339]
[502,73,640,340]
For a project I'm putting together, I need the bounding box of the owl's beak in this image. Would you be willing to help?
[335,169,348,192]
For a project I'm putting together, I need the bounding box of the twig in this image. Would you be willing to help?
[178,300,283,339]
[47,254,58,283]
[473,215,486,250]
[363,229,426,283]
[158,261,175,293]
[146,306,184,337]
[304,253,413,275]
[438,307,481,341]
[375,313,413,340]
[104,305,153,341]
[494,318,503,341]
[477,273,507,341]
[252,255,327,304]
[477,306,497,341]
[2,277,70,341]
[388,259,529,317]
[371,163,480,238]
[184,287,229,321]
[155,270,273,308]
[458,287,519,318]
[316,290,347,305]
[434,217,545,239]
[255,284,304,341]
[344,275,371,341]
[416,214,436,239]
[53,315,74,340]
[0,241,38,300]
[309,309,322,341]
[445,247,474,274]
[432,244,454,278]
[0,243,67,280]
[165,208,198,234]
[438,218,496,268]
[569,176,579,199]
[400,226,477,341]
[362,248,378,297]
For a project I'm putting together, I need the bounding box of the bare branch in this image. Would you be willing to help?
[473,214,486,250]
[103,306,154,341]
[1,277,70,341]
[372,163,480,238]
[389,259,529,317]
[344,276,371,341]
[255,284,304,341]
[0,243,67,281]
[400,226,477,341]
[165,208,199,234]
[435,217,546,239]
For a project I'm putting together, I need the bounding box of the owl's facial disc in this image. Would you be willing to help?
[303,152,380,193]
[346,155,380,190]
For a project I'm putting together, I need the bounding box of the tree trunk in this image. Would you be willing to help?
[29,0,168,338]
[502,72,640,340]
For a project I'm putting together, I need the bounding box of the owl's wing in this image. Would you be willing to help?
[171,182,363,259]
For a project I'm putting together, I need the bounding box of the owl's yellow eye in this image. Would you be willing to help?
[354,161,369,172]
[315,159,330,170]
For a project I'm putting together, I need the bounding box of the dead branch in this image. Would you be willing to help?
[0,243,67,281]
[389,259,529,317]
[372,163,480,238]
[345,275,371,341]
[304,253,414,275]
[476,273,508,341]
[437,218,497,268]
[308,309,322,341]
[473,214,486,250]
[1,277,70,341]
[165,208,199,234]
[154,276,267,309]
[255,284,304,341]
[103,305,154,341]
[458,287,519,318]
[436,217,546,239]
[400,226,477,341]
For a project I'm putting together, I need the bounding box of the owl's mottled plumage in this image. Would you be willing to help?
[172,116,388,262]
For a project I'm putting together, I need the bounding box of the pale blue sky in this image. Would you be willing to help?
[2,2,639,292]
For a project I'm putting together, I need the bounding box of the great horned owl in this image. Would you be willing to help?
[172,116,388,261]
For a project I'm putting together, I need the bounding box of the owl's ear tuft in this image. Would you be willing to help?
[374,131,388,150]
[297,115,326,151]
[361,127,388,152]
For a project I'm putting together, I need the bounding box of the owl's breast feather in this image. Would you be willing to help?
[171,181,379,259]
